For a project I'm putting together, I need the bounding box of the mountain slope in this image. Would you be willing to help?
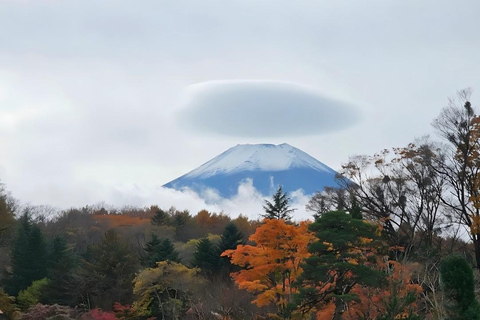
[163,143,340,197]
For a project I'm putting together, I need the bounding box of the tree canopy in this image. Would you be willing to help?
[262,185,296,220]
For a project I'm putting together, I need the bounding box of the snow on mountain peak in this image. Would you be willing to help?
[183,143,334,179]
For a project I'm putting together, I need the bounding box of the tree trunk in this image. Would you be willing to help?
[332,298,345,320]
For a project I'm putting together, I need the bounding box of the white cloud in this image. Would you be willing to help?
[178,80,361,137]
[15,179,313,221]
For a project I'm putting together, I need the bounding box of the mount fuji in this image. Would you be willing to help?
[163,143,341,197]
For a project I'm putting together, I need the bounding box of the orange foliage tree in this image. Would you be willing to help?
[346,260,423,320]
[222,219,316,319]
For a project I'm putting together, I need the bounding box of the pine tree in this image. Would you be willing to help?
[151,209,169,226]
[4,212,48,296]
[143,233,161,266]
[79,230,138,309]
[218,223,243,253]
[44,236,78,305]
[297,211,385,318]
[143,234,180,267]
[192,238,220,275]
[440,255,480,319]
[172,210,190,241]
[157,238,180,262]
[262,185,296,220]
[218,223,244,274]
[350,200,363,220]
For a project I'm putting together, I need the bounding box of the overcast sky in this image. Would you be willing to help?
[1,0,480,219]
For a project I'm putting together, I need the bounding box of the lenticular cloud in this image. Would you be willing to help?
[178,80,361,138]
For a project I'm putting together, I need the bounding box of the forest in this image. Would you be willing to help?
[1,89,480,320]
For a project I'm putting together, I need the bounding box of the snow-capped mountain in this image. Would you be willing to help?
[163,143,341,197]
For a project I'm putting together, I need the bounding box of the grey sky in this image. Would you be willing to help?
[1,0,480,217]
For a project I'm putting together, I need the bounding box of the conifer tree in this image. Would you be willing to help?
[142,234,180,267]
[157,238,180,262]
[44,236,78,305]
[79,229,138,309]
[151,209,169,226]
[4,212,47,296]
[297,211,385,319]
[262,185,295,220]
[192,238,220,275]
[218,223,244,274]
[218,223,243,254]
[440,255,480,319]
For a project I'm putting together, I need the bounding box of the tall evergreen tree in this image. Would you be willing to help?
[151,209,169,226]
[192,238,220,275]
[440,255,480,319]
[44,236,78,305]
[157,238,179,262]
[218,223,244,275]
[142,234,180,267]
[218,223,243,254]
[4,212,48,296]
[262,185,295,220]
[79,229,138,309]
[172,210,190,241]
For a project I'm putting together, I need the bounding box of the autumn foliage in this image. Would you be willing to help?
[222,219,316,318]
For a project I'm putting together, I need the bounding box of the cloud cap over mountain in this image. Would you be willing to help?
[179,80,361,138]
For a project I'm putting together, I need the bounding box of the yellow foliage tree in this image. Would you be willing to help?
[132,261,205,319]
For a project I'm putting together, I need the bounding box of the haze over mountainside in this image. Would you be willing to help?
[163,143,341,197]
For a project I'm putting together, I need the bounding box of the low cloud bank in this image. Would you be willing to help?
[19,179,313,221]
[104,179,313,221]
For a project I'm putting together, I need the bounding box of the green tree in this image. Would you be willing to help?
[296,211,385,319]
[171,210,191,241]
[79,229,138,309]
[262,185,295,220]
[218,223,243,254]
[17,277,49,311]
[192,238,220,276]
[44,236,78,305]
[218,223,243,275]
[132,261,205,320]
[151,209,169,226]
[143,234,180,267]
[4,211,48,296]
[440,255,480,319]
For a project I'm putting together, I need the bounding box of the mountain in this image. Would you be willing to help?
[163,143,341,197]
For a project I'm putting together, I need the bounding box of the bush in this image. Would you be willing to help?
[20,304,79,320]
[440,255,480,320]
[80,309,117,320]
[17,278,49,311]
[0,288,17,319]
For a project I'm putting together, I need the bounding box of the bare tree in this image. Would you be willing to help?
[306,186,353,219]
[334,141,447,260]
[432,88,480,268]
